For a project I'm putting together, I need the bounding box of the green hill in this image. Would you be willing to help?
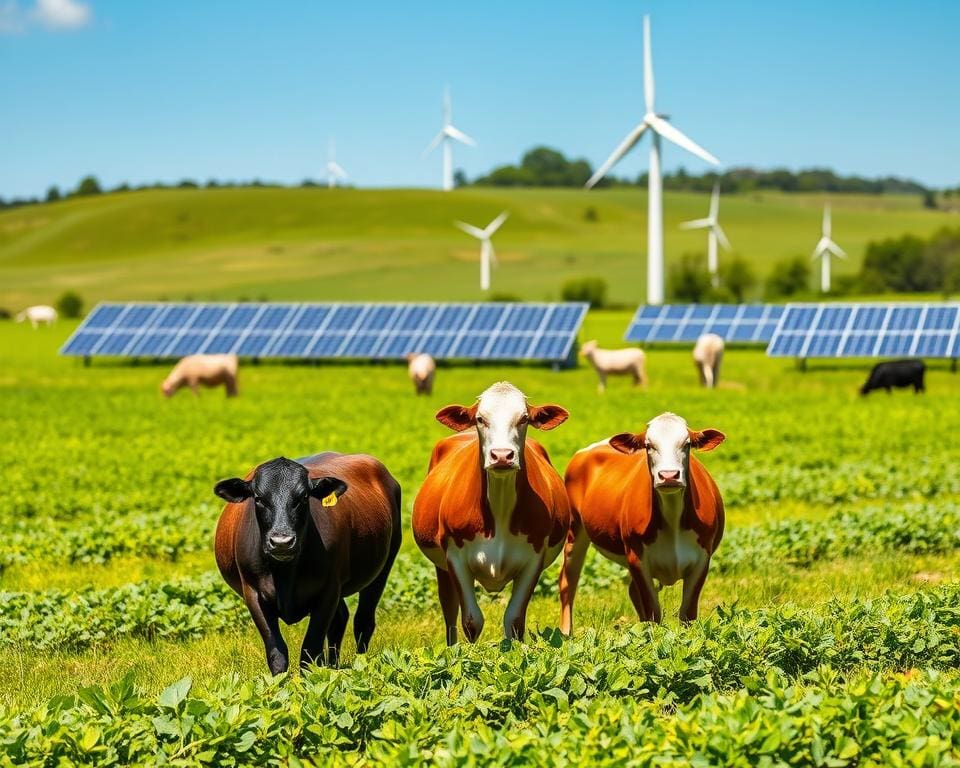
[0,186,948,309]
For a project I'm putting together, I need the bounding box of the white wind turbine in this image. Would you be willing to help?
[454,211,509,291]
[424,87,475,191]
[586,14,720,305]
[811,204,846,293]
[680,183,731,287]
[326,139,347,189]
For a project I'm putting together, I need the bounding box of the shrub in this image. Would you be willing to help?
[669,255,711,302]
[56,292,84,319]
[73,175,102,197]
[583,206,599,223]
[721,256,757,302]
[561,277,607,308]
[765,256,810,298]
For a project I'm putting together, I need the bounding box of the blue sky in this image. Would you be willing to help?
[2,0,958,198]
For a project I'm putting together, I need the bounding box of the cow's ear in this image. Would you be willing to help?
[214,477,253,503]
[309,476,348,506]
[690,428,725,452]
[609,432,645,454]
[528,404,569,431]
[436,404,477,432]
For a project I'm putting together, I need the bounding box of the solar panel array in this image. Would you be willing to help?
[60,302,589,362]
[624,304,784,344]
[767,303,960,358]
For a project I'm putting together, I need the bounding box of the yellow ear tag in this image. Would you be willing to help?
[322,492,339,507]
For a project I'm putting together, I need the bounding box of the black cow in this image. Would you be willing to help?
[860,359,925,396]
[214,454,401,673]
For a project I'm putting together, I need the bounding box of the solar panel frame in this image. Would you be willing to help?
[60,301,589,363]
[766,302,960,358]
[623,304,784,345]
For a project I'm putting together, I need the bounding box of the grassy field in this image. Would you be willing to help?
[0,186,952,309]
[1,314,959,763]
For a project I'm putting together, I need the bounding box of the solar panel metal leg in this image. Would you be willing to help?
[796,357,807,372]
[83,355,91,368]
[952,358,957,373]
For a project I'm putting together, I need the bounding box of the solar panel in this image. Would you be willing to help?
[766,302,960,358]
[60,302,589,363]
[624,304,784,344]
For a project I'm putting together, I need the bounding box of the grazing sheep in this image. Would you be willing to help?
[581,340,647,393]
[693,333,725,389]
[15,305,58,329]
[407,353,436,396]
[162,354,239,398]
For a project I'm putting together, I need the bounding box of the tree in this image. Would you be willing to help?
[861,235,926,292]
[923,190,938,209]
[45,186,61,203]
[56,291,84,319]
[669,255,711,302]
[74,176,102,196]
[453,169,468,188]
[561,277,607,308]
[721,257,757,302]
[765,256,810,298]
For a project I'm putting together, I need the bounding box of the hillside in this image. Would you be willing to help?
[0,186,951,309]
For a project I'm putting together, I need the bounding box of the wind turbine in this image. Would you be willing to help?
[424,87,475,191]
[326,139,347,189]
[585,14,720,305]
[454,211,508,291]
[680,183,731,287]
[811,204,846,293]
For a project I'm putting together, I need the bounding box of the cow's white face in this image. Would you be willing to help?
[475,382,530,472]
[609,411,725,493]
[435,381,569,473]
[643,413,693,492]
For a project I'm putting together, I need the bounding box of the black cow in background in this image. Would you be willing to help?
[860,359,925,396]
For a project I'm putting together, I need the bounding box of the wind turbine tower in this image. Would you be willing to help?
[811,205,847,293]
[454,211,509,291]
[680,183,731,287]
[586,15,720,305]
[326,139,347,189]
[424,87,476,191]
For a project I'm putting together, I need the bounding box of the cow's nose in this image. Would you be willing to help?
[490,448,515,464]
[268,533,296,549]
[658,469,681,482]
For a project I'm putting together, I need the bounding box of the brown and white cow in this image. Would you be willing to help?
[412,382,570,643]
[560,412,725,633]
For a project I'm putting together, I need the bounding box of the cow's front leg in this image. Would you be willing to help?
[504,554,544,641]
[679,558,710,623]
[446,552,484,642]
[243,584,288,675]
[626,552,661,623]
[559,517,590,635]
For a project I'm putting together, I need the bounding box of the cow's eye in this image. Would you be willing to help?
[476,416,487,427]
[517,414,528,425]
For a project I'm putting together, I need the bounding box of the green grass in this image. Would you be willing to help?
[0,186,950,309]
[1,317,960,763]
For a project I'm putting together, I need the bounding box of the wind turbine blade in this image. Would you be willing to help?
[422,131,445,158]
[455,221,486,239]
[826,240,847,259]
[811,238,829,260]
[445,125,476,146]
[585,122,649,188]
[328,161,347,179]
[484,210,509,236]
[680,218,712,230]
[647,115,720,166]
[710,183,720,219]
[643,15,655,114]
[715,223,732,251]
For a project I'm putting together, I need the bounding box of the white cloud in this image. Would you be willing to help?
[34,0,91,28]
[0,0,91,33]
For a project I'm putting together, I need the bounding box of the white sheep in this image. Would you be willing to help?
[581,340,647,394]
[693,333,725,389]
[162,354,239,398]
[16,305,58,329]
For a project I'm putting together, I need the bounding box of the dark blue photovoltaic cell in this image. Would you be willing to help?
[62,332,103,354]
[887,307,922,331]
[625,305,783,345]
[674,324,703,342]
[419,333,457,357]
[60,302,587,361]
[663,305,689,320]
[83,304,124,328]
[326,306,363,331]
[709,322,732,339]
[342,333,381,357]
[235,334,273,357]
[741,305,766,320]
[637,305,662,320]
[818,307,851,332]
[878,334,914,356]
[919,334,950,357]
[767,333,805,357]
[291,306,331,331]
[714,305,739,320]
[807,334,842,357]
[852,307,886,330]
[129,332,177,356]
[924,306,958,330]
[783,307,817,331]
[271,334,313,357]
[222,306,260,330]
[688,305,714,320]
[841,333,876,356]
[729,323,759,342]
[533,334,569,359]
[204,333,242,354]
